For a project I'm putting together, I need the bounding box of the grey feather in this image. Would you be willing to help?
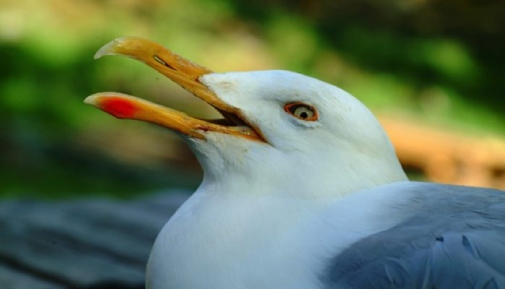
[323,183,505,289]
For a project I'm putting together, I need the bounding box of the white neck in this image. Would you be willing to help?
[188,135,407,200]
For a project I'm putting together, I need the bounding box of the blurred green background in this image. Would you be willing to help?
[1,0,504,199]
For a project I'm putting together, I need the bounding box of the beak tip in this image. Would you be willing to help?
[84,94,99,106]
[94,41,116,59]
[94,37,130,59]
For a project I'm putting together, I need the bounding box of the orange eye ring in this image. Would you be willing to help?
[284,102,319,121]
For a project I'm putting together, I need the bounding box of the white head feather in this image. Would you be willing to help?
[189,70,407,199]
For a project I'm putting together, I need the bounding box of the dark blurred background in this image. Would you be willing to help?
[1,0,504,199]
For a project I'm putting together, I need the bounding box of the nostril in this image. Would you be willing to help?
[154,55,176,70]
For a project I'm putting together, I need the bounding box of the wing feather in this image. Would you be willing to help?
[323,183,505,289]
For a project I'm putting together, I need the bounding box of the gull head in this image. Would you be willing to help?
[85,37,407,198]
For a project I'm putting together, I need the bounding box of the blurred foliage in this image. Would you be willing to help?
[0,0,504,199]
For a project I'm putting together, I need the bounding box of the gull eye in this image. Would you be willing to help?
[284,102,318,121]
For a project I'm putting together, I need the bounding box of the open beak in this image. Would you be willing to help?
[85,37,264,142]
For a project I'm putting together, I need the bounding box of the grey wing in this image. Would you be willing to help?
[322,183,505,289]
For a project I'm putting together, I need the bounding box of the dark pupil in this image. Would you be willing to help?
[299,111,308,118]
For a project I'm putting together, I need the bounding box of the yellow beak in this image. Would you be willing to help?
[85,37,264,142]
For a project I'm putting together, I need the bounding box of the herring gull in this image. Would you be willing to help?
[85,37,505,289]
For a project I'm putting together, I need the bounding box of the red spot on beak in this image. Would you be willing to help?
[100,97,137,118]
